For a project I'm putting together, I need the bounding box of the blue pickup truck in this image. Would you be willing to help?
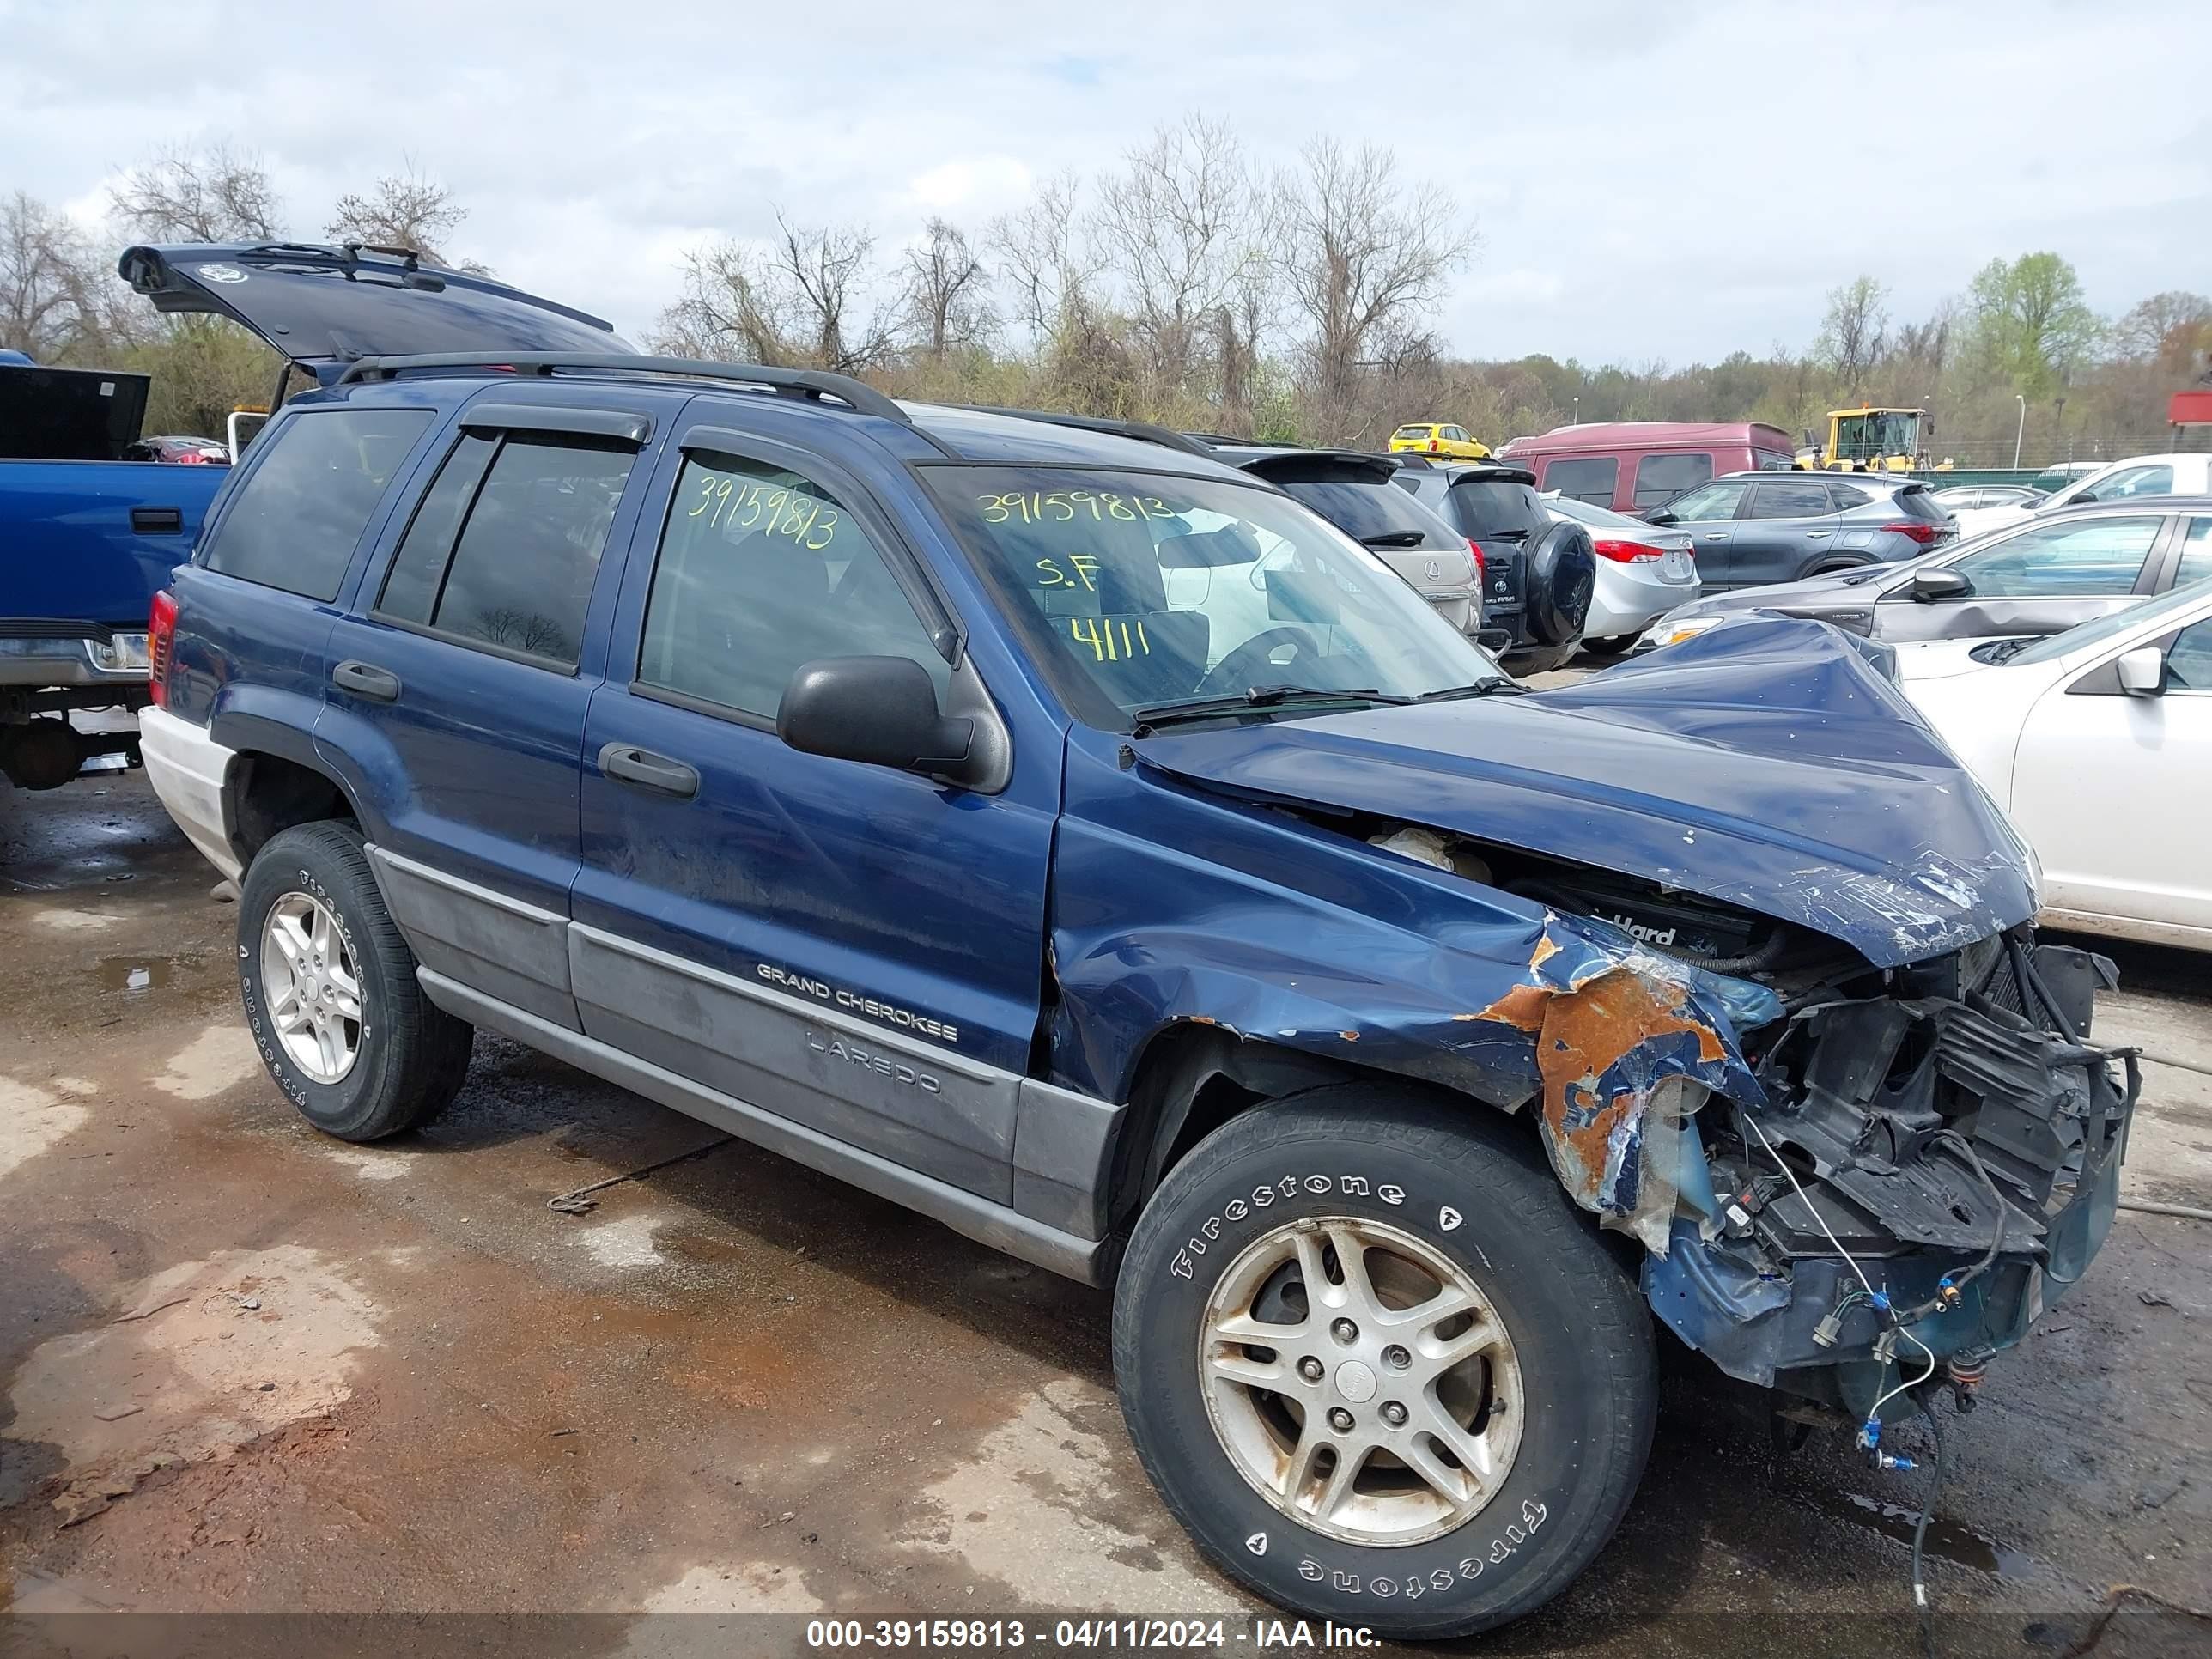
[0,356,228,787]
[138,264,2136,1636]
[1,243,631,792]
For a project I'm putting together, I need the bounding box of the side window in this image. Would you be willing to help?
[1658,481,1747,522]
[638,450,948,720]
[1828,483,1875,509]
[377,433,497,624]
[2089,464,2174,501]
[1747,479,1838,520]
[1953,517,2162,598]
[375,431,634,667]
[2166,617,2212,691]
[1634,452,1713,507]
[202,408,431,600]
[2175,518,2212,587]
[1544,457,1618,507]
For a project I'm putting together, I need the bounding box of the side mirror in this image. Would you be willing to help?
[1910,569,1972,604]
[2069,489,2098,505]
[2115,647,2166,696]
[777,656,978,781]
[1644,510,1678,526]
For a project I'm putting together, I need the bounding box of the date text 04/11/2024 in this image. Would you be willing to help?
[802,1618,1382,1650]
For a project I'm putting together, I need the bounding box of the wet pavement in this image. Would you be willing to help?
[3,775,2209,1658]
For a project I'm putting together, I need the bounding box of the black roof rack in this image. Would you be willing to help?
[965,405,1218,459]
[332,352,911,423]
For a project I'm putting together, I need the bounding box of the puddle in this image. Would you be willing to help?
[94,952,206,993]
[1805,1486,2044,1581]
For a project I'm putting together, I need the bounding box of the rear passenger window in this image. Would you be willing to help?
[1747,480,1837,519]
[2177,519,2212,587]
[1634,453,1712,507]
[637,450,947,721]
[202,408,430,600]
[1543,457,1617,506]
[374,429,635,668]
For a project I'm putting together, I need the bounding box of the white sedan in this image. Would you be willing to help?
[1896,579,2212,950]
[1950,453,2212,538]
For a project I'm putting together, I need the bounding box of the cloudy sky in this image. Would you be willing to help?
[6,0,2207,365]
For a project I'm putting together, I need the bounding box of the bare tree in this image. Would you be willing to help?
[2110,289,2212,368]
[327,166,485,271]
[1815,275,1889,385]
[1275,140,1473,411]
[771,215,894,374]
[990,171,1097,343]
[0,191,106,357]
[111,142,283,242]
[653,240,795,362]
[1093,116,1266,387]
[653,214,893,374]
[900,217,994,358]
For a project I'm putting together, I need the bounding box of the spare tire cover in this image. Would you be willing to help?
[1523,521,1595,647]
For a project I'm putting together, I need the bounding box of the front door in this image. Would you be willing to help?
[1873,513,2172,644]
[2011,617,2212,935]
[319,391,673,1028]
[570,412,1057,1201]
[1650,478,1749,587]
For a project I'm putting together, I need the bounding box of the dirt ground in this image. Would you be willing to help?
[3,774,2209,1658]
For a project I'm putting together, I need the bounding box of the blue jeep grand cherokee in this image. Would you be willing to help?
[138,247,2134,1638]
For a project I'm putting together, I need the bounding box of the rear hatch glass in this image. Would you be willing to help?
[1891,483,1949,522]
[1280,478,1467,552]
[1445,477,1546,540]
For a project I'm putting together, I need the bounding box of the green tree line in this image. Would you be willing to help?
[7,131,2206,465]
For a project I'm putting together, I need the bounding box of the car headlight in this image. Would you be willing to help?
[1637,614,1724,651]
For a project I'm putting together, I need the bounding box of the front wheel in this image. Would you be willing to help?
[1579,634,1636,658]
[1113,1090,1656,1638]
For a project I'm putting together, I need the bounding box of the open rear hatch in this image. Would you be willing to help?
[117,244,633,380]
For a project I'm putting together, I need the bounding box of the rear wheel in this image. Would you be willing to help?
[1114,1089,1656,1638]
[237,822,473,1141]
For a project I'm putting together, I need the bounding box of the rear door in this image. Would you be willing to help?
[318,386,678,1029]
[1733,477,1843,586]
[569,406,1057,1201]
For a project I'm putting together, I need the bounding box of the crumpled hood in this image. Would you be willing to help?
[1133,616,2035,967]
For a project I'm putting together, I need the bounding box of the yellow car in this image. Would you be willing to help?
[1388,422,1491,460]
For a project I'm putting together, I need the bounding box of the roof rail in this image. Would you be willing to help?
[332,353,911,423]
[965,405,1218,459]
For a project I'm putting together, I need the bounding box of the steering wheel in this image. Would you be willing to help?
[1194,626,1328,698]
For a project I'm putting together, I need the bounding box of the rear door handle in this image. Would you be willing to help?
[331,660,401,702]
[1808,530,1832,539]
[130,506,185,534]
[598,742,699,800]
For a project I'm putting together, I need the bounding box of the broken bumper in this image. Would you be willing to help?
[1642,941,2139,1405]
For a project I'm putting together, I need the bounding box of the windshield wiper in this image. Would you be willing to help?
[1416,677,1525,702]
[1358,530,1428,548]
[1132,684,1409,733]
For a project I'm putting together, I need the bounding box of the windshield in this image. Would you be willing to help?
[927,466,1496,728]
[2008,575,2212,666]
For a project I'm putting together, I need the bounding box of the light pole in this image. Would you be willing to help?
[1572,396,1579,423]
[2014,394,2027,470]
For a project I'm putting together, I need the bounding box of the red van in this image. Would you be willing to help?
[1501,422,1798,515]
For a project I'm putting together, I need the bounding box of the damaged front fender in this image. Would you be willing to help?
[1471,916,1775,1253]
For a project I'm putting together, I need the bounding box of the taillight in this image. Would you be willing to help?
[1594,538,1665,562]
[1467,538,1486,582]
[148,589,177,708]
[1882,521,1944,545]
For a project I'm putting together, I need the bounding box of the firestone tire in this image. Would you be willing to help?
[1113,1089,1656,1640]
[236,822,474,1142]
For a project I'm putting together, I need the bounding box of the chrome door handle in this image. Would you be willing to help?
[1808,530,1832,539]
